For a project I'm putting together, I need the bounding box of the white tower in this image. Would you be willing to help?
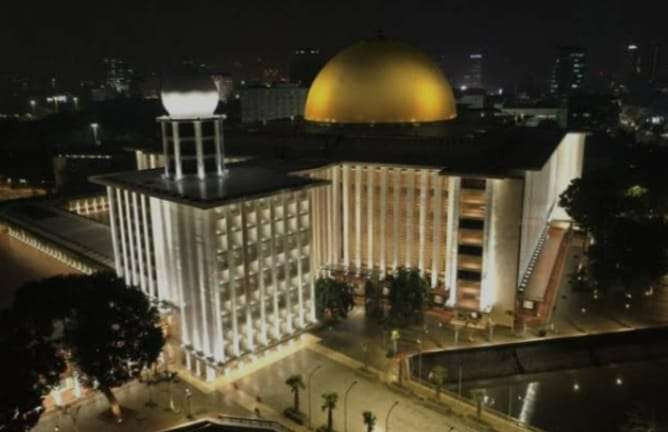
[159,74,226,180]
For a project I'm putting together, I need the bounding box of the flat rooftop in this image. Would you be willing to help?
[0,199,114,269]
[91,165,327,209]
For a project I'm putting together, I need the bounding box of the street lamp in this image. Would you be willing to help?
[29,99,36,114]
[343,380,358,432]
[307,364,323,429]
[90,123,100,146]
[185,387,193,419]
[416,338,423,382]
[385,401,399,432]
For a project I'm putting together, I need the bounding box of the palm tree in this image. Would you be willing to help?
[285,374,306,413]
[430,366,448,399]
[362,411,377,432]
[321,392,339,432]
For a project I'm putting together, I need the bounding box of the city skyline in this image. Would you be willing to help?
[2,0,667,88]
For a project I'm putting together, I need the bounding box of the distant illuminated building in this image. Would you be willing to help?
[624,43,643,78]
[240,82,307,123]
[211,72,235,103]
[103,57,134,96]
[93,74,321,381]
[549,46,586,96]
[462,53,484,89]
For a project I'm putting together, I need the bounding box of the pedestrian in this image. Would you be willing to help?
[254,407,261,417]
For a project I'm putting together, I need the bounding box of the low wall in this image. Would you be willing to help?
[415,327,668,383]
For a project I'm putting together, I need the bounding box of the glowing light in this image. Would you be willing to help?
[615,377,623,385]
[161,91,219,118]
[573,383,580,391]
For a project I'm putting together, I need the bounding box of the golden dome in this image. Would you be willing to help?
[304,39,457,124]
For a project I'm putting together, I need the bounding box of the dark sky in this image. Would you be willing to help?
[1,0,666,87]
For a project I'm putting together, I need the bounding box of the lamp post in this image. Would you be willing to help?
[385,401,399,432]
[184,387,193,419]
[90,123,100,146]
[307,364,323,429]
[343,380,358,432]
[29,99,36,115]
[73,96,79,111]
[416,338,423,382]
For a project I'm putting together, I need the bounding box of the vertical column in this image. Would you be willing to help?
[132,192,145,293]
[367,166,375,271]
[445,177,460,307]
[214,118,225,176]
[342,164,350,269]
[392,169,400,270]
[224,206,241,356]
[405,170,415,268]
[355,166,362,271]
[172,122,183,180]
[161,121,170,177]
[194,120,205,180]
[239,203,255,352]
[269,198,281,339]
[431,173,444,288]
[107,187,122,277]
[332,166,340,267]
[326,169,334,266]
[123,190,137,286]
[379,167,388,276]
[140,195,155,298]
[295,194,305,328]
[418,170,428,274]
[254,201,268,345]
[194,209,211,357]
[281,193,293,333]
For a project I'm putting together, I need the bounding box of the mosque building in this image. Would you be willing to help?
[94,35,585,380]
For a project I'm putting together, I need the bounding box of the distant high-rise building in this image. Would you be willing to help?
[623,43,643,78]
[289,48,323,86]
[549,46,586,96]
[103,58,134,96]
[461,53,484,89]
[646,43,662,82]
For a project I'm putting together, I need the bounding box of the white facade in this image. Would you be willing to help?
[107,185,316,381]
[240,84,308,123]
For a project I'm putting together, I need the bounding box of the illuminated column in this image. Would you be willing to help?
[193,209,211,357]
[269,199,281,339]
[379,167,388,276]
[123,190,137,286]
[224,207,241,356]
[214,119,225,176]
[295,194,305,328]
[194,120,205,180]
[131,192,145,293]
[342,165,350,269]
[392,169,400,270]
[367,166,374,270]
[355,166,362,271]
[326,169,334,266]
[431,173,443,288]
[405,170,415,268]
[172,122,183,180]
[115,189,129,283]
[418,170,428,273]
[332,166,340,267]
[281,193,293,333]
[160,122,171,177]
[107,187,122,276]
[239,204,255,352]
[140,195,154,298]
[255,201,268,344]
[445,177,460,306]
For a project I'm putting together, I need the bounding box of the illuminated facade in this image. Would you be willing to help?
[93,77,322,381]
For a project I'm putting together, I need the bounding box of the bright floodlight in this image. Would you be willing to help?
[161,74,219,119]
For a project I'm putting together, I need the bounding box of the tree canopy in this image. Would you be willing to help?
[10,272,165,422]
[314,276,354,321]
[559,146,668,294]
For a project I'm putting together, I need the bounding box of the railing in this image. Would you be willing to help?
[216,414,295,432]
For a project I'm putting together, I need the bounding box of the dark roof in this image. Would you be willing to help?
[223,125,566,178]
[90,165,327,209]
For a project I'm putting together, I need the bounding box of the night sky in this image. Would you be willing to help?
[2,0,667,87]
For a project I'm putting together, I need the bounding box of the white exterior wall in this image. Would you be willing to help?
[107,186,316,381]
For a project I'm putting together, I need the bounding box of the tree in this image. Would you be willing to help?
[0,311,65,432]
[12,272,165,423]
[320,392,339,432]
[315,276,354,321]
[386,268,429,326]
[430,366,448,399]
[362,410,377,432]
[285,374,305,413]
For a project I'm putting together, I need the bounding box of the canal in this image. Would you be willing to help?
[0,229,79,309]
[457,359,668,431]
